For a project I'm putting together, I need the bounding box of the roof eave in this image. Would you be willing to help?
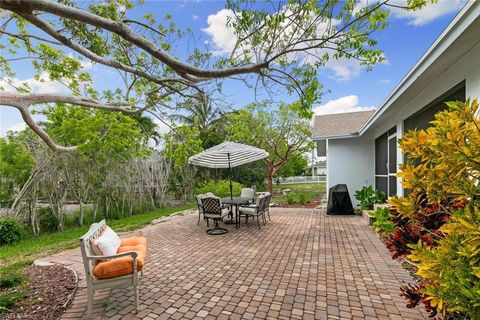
[312,133,359,141]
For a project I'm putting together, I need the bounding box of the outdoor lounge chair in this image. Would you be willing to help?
[201,195,230,235]
[239,195,266,229]
[79,220,147,317]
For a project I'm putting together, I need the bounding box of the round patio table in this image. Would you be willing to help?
[221,197,253,229]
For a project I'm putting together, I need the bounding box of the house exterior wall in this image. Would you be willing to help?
[320,45,480,206]
[326,135,374,206]
[365,42,480,199]
[318,10,480,207]
[369,42,480,140]
[368,45,480,138]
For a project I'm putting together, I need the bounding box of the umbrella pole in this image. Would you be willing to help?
[228,152,233,199]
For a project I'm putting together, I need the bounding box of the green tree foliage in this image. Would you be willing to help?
[231,162,266,189]
[0,135,34,204]
[196,179,244,198]
[43,104,151,160]
[164,126,203,170]
[170,94,223,134]
[163,126,204,201]
[170,94,229,150]
[227,102,313,192]
[275,155,309,178]
[0,0,434,151]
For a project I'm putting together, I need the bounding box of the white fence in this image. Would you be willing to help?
[273,176,326,185]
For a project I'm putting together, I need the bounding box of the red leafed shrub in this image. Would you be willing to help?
[400,282,438,317]
[386,203,449,259]
[386,223,421,259]
[385,194,460,260]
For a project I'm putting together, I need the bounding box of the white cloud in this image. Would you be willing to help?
[202,9,237,55]
[355,0,466,26]
[6,121,26,133]
[5,72,67,94]
[0,119,27,137]
[153,118,171,135]
[325,59,362,82]
[392,0,466,26]
[202,7,378,81]
[192,15,199,21]
[313,95,376,115]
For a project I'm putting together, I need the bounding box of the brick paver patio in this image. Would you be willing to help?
[41,208,427,319]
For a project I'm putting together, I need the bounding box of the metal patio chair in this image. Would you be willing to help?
[201,195,230,235]
[239,195,266,229]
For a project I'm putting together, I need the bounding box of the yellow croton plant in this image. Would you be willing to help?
[390,99,480,317]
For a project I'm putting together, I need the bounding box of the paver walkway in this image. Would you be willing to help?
[41,208,428,319]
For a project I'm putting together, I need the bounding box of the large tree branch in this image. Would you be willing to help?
[0,92,140,113]
[16,104,77,152]
[0,0,268,79]
[0,29,62,45]
[14,11,201,94]
[0,91,170,152]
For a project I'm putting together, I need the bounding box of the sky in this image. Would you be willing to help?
[0,0,469,137]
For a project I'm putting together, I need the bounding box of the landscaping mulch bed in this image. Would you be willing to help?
[7,265,77,320]
[277,201,322,208]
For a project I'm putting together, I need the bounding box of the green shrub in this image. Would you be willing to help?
[354,185,386,210]
[38,207,61,233]
[286,193,295,204]
[383,100,480,318]
[0,273,25,289]
[0,291,28,314]
[0,218,23,246]
[372,207,395,236]
[298,193,307,205]
[196,179,244,198]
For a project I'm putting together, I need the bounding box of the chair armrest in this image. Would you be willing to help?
[86,251,138,261]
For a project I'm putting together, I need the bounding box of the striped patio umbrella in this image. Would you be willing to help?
[188,141,269,198]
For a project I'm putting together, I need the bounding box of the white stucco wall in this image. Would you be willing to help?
[320,13,480,203]
[326,135,374,207]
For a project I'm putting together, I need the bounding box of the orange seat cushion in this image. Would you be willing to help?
[120,236,147,248]
[92,238,147,280]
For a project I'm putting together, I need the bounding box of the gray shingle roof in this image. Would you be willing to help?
[312,110,376,139]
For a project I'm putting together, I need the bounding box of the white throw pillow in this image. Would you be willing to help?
[91,226,121,256]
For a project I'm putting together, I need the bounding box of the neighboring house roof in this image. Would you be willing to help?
[312,110,376,139]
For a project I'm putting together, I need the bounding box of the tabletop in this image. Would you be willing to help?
[221,197,253,205]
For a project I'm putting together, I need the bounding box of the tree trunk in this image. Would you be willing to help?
[266,167,276,193]
[78,199,84,226]
[93,197,99,221]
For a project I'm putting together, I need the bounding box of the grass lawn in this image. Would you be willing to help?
[0,204,194,269]
[270,182,326,204]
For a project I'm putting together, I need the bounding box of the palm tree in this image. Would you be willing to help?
[170,94,223,132]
